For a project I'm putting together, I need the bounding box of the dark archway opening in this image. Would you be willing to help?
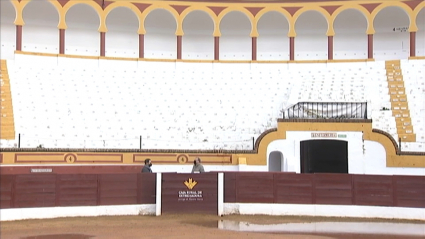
[268,151,283,172]
[300,140,348,173]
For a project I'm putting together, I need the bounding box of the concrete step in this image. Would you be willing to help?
[396,119,412,127]
[391,97,407,102]
[397,125,414,134]
[389,89,405,95]
[392,110,410,118]
[398,133,416,142]
[388,77,404,82]
[388,83,405,88]
[388,87,405,93]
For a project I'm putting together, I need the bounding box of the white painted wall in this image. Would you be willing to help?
[416,9,425,56]
[0,204,155,221]
[105,7,139,58]
[0,0,16,59]
[334,9,368,60]
[22,0,58,54]
[267,133,425,175]
[144,9,176,59]
[223,203,425,221]
[182,10,214,60]
[294,11,328,60]
[257,11,289,61]
[373,7,410,60]
[219,11,252,60]
[219,220,425,235]
[65,4,100,56]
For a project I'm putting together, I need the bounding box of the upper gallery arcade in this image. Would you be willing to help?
[2,0,425,60]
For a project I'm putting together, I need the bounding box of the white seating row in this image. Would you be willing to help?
[0,54,423,151]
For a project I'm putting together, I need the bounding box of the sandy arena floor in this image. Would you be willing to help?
[1,214,425,239]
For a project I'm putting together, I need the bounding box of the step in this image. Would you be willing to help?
[396,120,412,127]
[392,110,410,118]
[386,70,402,75]
[0,134,15,140]
[397,124,414,133]
[388,83,404,88]
[391,97,407,102]
[397,128,414,134]
[388,77,404,82]
[0,117,15,124]
[389,89,405,95]
[388,87,405,93]
[398,133,416,142]
[389,93,407,99]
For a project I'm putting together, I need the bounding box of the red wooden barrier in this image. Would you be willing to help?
[0,173,155,209]
[228,172,425,208]
[1,171,424,210]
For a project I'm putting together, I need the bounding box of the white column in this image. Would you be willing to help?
[218,172,224,216]
[155,173,162,216]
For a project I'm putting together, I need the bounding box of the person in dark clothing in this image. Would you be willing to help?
[191,157,205,173]
[142,158,153,173]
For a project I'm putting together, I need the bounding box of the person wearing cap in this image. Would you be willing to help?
[191,157,205,173]
[141,158,153,173]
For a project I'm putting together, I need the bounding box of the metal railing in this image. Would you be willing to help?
[283,102,368,119]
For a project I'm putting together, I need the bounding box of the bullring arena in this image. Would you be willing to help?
[1,0,425,238]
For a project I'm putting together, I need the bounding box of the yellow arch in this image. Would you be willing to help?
[217,7,255,37]
[371,2,415,32]
[331,4,371,35]
[413,1,425,31]
[104,2,143,34]
[255,8,294,37]
[141,4,180,35]
[293,6,333,36]
[62,1,105,32]
[19,0,62,28]
[11,0,24,25]
[180,7,217,36]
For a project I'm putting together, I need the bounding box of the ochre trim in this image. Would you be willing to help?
[408,56,425,60]
[254,128,278,152]
[1,121,424,167]
[14,51,375,64]
[371,129,399,153]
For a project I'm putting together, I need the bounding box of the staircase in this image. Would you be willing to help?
[0,59,15,140]
[385,60,415,142]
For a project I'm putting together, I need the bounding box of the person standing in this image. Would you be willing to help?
[191,157,205,173]
[142,158,153,173]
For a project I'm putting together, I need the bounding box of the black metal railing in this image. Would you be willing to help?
[283,102,368,119]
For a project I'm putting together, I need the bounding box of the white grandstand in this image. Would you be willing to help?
[0,54,424,151]
[400,59,425,151]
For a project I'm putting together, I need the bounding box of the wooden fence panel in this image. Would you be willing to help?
[99,174,137,205]
[394,175,425,208]
[236,173,274,203]
[274,173,314,204]
[0,175,14,208]
[353,175,394,206]
[57,174,98,206]
[314,174,353,205]
[137,173,156,204]
[14,174,56,208]
[224,172,236,203]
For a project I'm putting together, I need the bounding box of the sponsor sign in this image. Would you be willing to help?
[178,178,203,202]
[30,168,53,173]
